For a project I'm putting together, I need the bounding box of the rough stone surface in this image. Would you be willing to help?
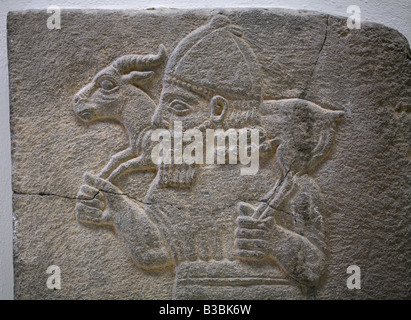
[8,8,410,299]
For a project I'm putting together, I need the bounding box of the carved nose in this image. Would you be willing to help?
[153,118,170,129]
[152,109,170,129]
[73,93,85,107]
[74,88,90,106]
[73,94,83,107]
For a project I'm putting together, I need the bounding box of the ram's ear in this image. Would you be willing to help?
[124,71,154,86]
[307,110,344,170]
[326,110,345,122]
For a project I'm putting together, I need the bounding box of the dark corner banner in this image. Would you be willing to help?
[1,300,404,317]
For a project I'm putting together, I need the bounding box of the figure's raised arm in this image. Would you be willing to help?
[77,172,173,270]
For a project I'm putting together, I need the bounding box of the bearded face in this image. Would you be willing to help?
[150,82,206,187]
[151,82,266,187]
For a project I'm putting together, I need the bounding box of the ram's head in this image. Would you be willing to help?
[261,99,344,177]
[73,45,166,122]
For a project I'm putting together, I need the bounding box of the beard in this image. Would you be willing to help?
[155,118,220,188]
[156,121,208,188]
[155,118,267,188]
[157,162,197,187]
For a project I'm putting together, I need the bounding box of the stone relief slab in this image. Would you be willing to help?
[8,8,410,299]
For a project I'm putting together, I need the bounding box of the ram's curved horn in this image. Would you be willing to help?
[112,45,167,74]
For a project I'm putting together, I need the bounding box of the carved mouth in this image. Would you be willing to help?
[77,109,96,122]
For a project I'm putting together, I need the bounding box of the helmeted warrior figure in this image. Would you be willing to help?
[75,13,344,299]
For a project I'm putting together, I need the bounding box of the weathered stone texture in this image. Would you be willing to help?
[8,9,410,299]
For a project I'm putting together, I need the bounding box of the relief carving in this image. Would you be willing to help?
[73,14,344,299]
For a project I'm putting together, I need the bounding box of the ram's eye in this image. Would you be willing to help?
[100,79,117,91]
[169,100,193,116]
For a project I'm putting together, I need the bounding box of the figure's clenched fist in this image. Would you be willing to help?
[75,173,115,226]
[234,202,274,261]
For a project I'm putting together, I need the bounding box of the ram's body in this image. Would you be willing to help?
[73,46,166,180]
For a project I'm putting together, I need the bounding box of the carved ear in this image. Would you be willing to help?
[210,95,228,124]
[125,71,154,86]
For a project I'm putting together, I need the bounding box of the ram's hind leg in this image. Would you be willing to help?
[98,147,136,179]
[107,155,154,182]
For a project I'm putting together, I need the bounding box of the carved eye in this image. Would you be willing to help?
[100,79,117,91]
[169,100,192,116]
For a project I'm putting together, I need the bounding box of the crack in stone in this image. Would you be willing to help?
[13,190,151,207]
[260,200,294,217]
[97,189,152,206]
[300,14,330,99]
[14,160,297,218]
[14,191,77,201]
[257,158,297,218]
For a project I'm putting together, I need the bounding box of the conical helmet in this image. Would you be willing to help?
[164,14,263,104]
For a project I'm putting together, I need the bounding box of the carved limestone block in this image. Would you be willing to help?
[8,9,410,299]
